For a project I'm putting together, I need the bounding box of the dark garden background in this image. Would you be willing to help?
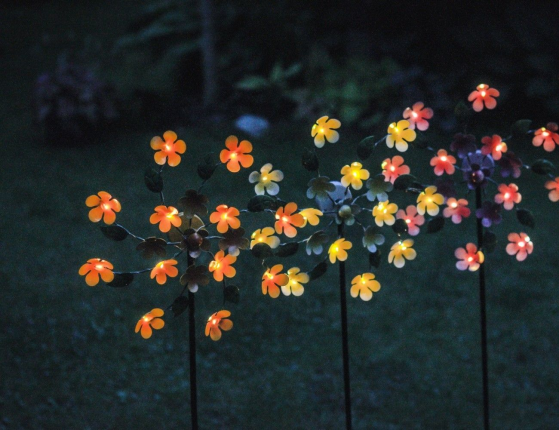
[2,0,559,428]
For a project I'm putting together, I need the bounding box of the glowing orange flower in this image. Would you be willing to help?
[208,250,236,281]
[209,205,240,234]
[494,183,521,210]
[481,134,507,160]
[506,232,533,262]
[311,116,341,148]
[341,162,370,190]
[205,310,233,341]
[455,243,484,271]
[372,200,398,227]
[381,156,410,184]
[430,149,456,176]
[533,123,559,152]
[150,259,179,285]
[468,83,499,112]
[402,102,433,131]
[250,227,280,249]
[262,264,289,298]
[396,205,424,236]
[275,202,305,238]
[135,308,165,339]
[388,239,416,268]
[149,205,182,233]
[85,191,121,225]
[386,120,416,152]
[328,238,352,264]
[150,130,186,167]
[442,198,470,224]
[79,258,114,286]
[220,135,253,173]
[545,177,559,202]
[416,186,444,216]
[298,208,323,227]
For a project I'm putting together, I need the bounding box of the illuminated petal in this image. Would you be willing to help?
[150,318,165,330]
[225,135,238,150]
[163,130,177,142]
[103,210,116,225]
[150,136,163,150]
[85,271,99,286]
[472,98,483,112]
[314,134,325,148]
[154,151,167,165]
[210,327,222,341]
[135,320,142,333]
[226,158,241,173]
[100,270,114,283]
[167,152,181,167]
[86,195,100,207]
[88,207,104,223]
[248,171,261,184]
[268,285,280,298]
[151,308,164,317]
[141,323,152,339]
[219,319,233,331]
[216,310,231,318]
[254,182,266,195]
[360,289,373,301]
[268,170,284,182]
[220,149,231,163]
[266,182,280,196]
[175,139,187,154]
[395,141,408,152]
[324,129,339,143]
[238,139,253,154]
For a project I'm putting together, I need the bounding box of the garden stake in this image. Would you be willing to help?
[188,256,199,430]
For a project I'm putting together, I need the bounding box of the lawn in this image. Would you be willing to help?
[2,2,559,429]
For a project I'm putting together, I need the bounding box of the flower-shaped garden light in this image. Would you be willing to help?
[220,135,254,173]
[282,267,309,297]
[381,156,410,184]
[532,123,559,152]
[341,162,370,190]
[402,102,433,131]
[150,130,187,167]
[275,203,305,238]
[150,205,182,233]
[476,201,502,228]
[468,83,499,112]
[209,204,240,233]
[462,150,495,190]
[388,239,416,268]
[151,259,179,285]
[455,243,484,271]
[416,186,444,216]
[208,250,236,281]
[386,120,416,152]
[86,191,121,225]
[350,273,381,301]
[494,184,521,210]
[205,310,233,341]
[372,201,398,227]
[329,238,352,264]
[545,177,559,202]
[135,308,165,339]
[249,163,284,195]
[396,205,425,236]
[298,208,323,227]
[430,149,456,176]
[442,198,470,224]
[506,232,534,261]
[311,116,341,148]
[262,264,289,298]
[481,134,507,160]
[79,258,114,286]
[250,227,280,249]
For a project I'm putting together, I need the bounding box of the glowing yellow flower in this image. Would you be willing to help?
[328,238,352,264]
[86,191,121,225]
[262,264,289,298]
[386,120,416,152]
[372,201,398,227]
[416,186,444,216]
[79,258,114,286]
[135,308,165,339]
[248,163,284,195]
[388,239,416,268]
[311,116,341,148]
[340,162,370,190]
[250,227,280,249]
[150,259,179,285]
[208,250,236,282]
[282,267,309,297]
[150,130,186,167]
[298,208,323,227]
[205,310,233,341]
[350,273,381,301]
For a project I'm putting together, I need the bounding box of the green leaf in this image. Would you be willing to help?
[302,149,319,171]
[100,225,128,241]
[368,250,381,268]
[426,216,445,234]
[224,285,240,304]
[517,208,535,228]
[275,242,299,258]
[531,159,556,175]
[197,156,217,180]
[483,231,497,253]
[511,119,532,138]
[144,167,163,193]
[251,243,274,259]
[235,75,270,91]
[454,101,471,123]
[247,195,278,212]
[171,295,189,317]
[308,261,328,281]
[393,174,418,191]
[107,273,134,288]
[391,219,409,235]
[356,136,376,160]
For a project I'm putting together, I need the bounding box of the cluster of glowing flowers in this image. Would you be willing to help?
[86,191,121,225]
[430,149,456,176]
[372,201,398,227]
[506,233,533,261]
[494,183,521,210]
[416,186,444,216]
[151,259,178,285]
[532,123,558,152]
[311,116,341,148]
[442,198,470,224]
[403,102,433,131]
[350,273,381,301]
[262,264,289,298]
[388,239,416,268]
[396,205,425,236]
[282,267,309,297]
[150,131,186,167]
[381,156,410,184]
[328,238,352,264]
[298,208,323,227]
[468,84,499,112]
[209,250,236,281]
[545,177,559,202]
[455,243,484,271]
[250,227,280,249]
[220,135,253,172]
[340,162,370,190]
[79,258,114,286]
[275,203,305,238]
[149,205,181,233]
[209,204,240,233]
[248,163,284,195]
[481,134,507,160]
[386,120,416,152]
[205,310,233,341]
[135,309,165,339]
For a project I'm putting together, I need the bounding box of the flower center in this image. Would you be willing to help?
[441,156,447,162]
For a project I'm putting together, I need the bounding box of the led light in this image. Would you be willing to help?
[412,111,418,118]
[230,153,237,159]
[518,241,525,247]
[504,192,510,199]
[525,236,531,242]
[282,216,288,222]
[390,166,395,172]
[262,176,268,181]
[405,219,411,224]
[468,257,473,262]
[481,91,486,97]
[441,156,447,162]
[96,264,104,270]
[451,202,458,208]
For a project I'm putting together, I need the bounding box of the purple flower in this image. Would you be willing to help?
[476,201,502,228]
[497,151,523,178]
[450,133,476,159]
[462,150,495,190]
[434,177,456,200]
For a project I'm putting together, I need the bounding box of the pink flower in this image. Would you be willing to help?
[532,123,559,152]
[506,232,533,261]
[468,83,499,112]
[481,134,507,160]
[381,156,410,184]
[442,198,470,224]
[430,149,456,176]
[545,177,559,202]
[455,243,484,271]
[494,183,521,210]
[395,205,425,236]
[402,102,433,131]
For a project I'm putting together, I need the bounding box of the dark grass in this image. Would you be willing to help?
[2,2,559,429]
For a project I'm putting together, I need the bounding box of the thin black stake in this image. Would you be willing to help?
[475,187,490,430]
[338,223,352,430]
[187,254,199,430]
